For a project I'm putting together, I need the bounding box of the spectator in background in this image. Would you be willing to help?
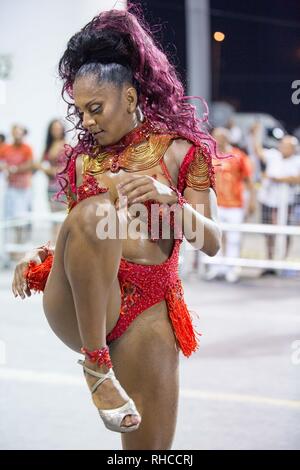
[252,126,300,271]
[36,119,66,241]
[245,122,264,183]
[226,117,242,147]
[205,127,256,283]
[0,125,34,244]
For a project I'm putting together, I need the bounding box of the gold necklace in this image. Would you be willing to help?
[82,133,175,175]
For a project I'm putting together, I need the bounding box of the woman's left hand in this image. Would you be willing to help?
[117,174,178,206]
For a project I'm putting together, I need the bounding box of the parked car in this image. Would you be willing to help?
[293,126,300,142]
[209,102,287,148]
[232,112,286,149]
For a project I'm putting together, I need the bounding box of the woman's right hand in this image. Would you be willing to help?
[12,250,42,299]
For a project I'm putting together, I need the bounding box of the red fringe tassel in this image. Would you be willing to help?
[166,280,201,357]
[24,254,54,292]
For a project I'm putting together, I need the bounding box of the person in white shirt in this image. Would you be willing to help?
[252,128,300,266]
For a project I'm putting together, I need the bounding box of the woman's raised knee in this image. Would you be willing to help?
[67,195,118,244]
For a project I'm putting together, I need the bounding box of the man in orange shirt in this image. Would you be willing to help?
[0,125,34,244]
[205,127,256,282]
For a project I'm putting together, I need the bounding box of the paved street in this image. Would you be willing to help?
[0,268,300,450]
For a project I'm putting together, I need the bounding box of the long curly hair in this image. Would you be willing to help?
[57,2,223,202]
[44,119,66,155]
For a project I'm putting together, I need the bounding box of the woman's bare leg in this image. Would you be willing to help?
[63,194,122,350]
[43,194,120,351]
[43,193,139,428]
[110,301,180,450]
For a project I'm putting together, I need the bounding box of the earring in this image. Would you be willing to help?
[136,105,144,122]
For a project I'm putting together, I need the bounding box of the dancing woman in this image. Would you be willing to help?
[12,6,221,450]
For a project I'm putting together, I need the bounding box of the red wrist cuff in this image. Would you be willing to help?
[25,253,53,292]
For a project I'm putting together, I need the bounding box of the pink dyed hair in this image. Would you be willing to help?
[56,2,225,203]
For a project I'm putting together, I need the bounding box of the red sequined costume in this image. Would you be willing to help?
[25,120,216,358]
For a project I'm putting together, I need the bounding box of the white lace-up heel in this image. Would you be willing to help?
[78,346,141,433]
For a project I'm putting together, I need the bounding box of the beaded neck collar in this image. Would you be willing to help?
[99,118,165,155]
